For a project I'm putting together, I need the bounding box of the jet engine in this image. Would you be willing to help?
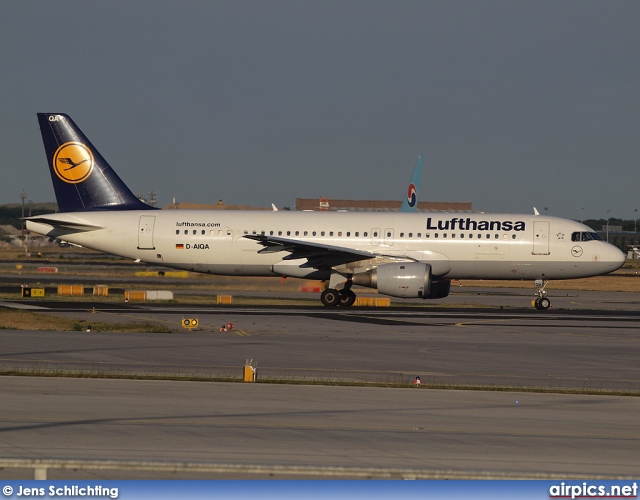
[351,262,451,299]
[427,278,451,299]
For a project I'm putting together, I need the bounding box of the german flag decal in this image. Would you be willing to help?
[176,244,184,249]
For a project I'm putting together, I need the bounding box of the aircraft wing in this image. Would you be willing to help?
[244,234,377,268]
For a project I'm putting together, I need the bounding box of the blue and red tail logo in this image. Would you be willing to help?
[407,183,417,208]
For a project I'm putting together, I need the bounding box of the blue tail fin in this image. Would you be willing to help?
[37,113,155,213]
[400,154,424,212]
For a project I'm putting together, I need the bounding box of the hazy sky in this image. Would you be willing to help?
[1,1,639,220]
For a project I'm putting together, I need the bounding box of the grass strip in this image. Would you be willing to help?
[0,308,171,333]
[0,367,637,397]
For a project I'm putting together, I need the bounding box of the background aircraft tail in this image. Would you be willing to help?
[37,113,154,212]
[400,154,424,212]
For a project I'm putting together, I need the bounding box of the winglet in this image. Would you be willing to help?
[400,154,424,212]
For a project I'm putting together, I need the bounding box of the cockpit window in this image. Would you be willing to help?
[572,232,602,242]
[586,232,602,241]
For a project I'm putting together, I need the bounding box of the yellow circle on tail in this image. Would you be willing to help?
[53,142,94,184]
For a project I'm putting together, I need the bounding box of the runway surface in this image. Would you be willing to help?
[1,291,639,478]
[1,377,638,479]
[1,297,639,390]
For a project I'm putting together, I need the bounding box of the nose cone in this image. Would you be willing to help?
[606,244,626,272]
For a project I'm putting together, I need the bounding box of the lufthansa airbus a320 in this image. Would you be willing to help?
[26,114,625,309]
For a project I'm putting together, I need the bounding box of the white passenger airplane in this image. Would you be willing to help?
[26,114,626,309]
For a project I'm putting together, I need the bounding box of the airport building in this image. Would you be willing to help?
[164,198,473,212]
[295,198,472,212]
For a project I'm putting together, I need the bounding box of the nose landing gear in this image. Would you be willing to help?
[534,279,551,310]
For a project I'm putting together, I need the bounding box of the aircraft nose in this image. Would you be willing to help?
[607,245,626,271]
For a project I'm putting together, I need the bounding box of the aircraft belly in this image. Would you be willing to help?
[208,264,274,276]
[473,244,508,279]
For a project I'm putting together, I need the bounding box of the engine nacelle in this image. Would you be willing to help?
[351,263,452,299]
[352,262,430,298]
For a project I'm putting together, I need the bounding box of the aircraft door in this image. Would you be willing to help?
[533,221,550,255]
[137,216,155,250]
[384,228,394,246]
[371,228,380,246]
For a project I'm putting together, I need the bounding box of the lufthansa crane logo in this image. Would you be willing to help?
[53,142,94,184]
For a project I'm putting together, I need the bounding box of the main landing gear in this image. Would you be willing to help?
[321,277,356,307]
[533,279,551,310]
[320,288,356,307]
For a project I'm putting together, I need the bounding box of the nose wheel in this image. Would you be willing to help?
[534,279,551,310]
[534,297,551,310]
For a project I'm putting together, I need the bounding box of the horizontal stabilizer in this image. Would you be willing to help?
[25,215,104,231]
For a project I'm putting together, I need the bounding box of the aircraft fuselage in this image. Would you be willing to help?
[27,210,625,281]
